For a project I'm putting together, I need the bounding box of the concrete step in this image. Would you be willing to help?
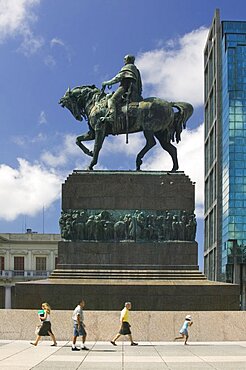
[57,264,199,271]
[49,269,207,281]
[52,268,204,272]
[51,269,205,276]
[50,276,207,281]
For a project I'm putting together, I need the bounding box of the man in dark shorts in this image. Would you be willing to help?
[110,302,138,346]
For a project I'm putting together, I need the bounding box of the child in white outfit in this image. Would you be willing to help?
[174,315,193,345]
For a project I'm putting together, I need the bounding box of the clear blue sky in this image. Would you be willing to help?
[0,0,246,268]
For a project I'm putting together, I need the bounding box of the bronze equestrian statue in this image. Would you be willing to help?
[59,55,193,171]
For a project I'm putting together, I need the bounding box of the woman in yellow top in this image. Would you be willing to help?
[110,302,138,346]
[31,302,57,346]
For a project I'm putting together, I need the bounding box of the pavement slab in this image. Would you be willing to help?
[0,340,246,369]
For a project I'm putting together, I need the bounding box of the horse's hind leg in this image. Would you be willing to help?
[136,130,156,170]
[154,131,179,171]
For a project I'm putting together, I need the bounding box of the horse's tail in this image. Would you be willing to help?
[169,102,194,143]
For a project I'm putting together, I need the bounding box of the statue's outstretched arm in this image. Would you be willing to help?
[102,73,122,88]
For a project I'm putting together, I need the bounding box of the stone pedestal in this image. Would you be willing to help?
[15,171,240,310]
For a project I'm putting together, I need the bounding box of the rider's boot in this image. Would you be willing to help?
[104,98,117,133]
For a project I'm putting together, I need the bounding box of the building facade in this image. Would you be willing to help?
[0,232,60,308]
[204,9,246,307]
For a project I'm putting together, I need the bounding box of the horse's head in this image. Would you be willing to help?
[59,87,84,121]
[59,85,101,122]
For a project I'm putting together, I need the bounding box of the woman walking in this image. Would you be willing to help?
[31,302,57,346]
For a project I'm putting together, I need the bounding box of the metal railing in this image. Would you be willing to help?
[0,270,52,279]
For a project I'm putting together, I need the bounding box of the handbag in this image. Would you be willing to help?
[35,324,41,335]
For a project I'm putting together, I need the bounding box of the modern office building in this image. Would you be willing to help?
[204,9,246,306]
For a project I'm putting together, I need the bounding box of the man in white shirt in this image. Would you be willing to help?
[71,299,89,351]
[110,302,138,346]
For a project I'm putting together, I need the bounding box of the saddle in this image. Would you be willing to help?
[110,102,139,134]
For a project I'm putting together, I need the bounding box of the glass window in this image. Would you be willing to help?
[204,256,209,277]
[235,224,244,231]
[209,53,214,86]
[209,210,214,247]
[205,179,209,212]
[36,257,46,271]
[210,89,214,123]
[205,142,209,173]
[209,250,215,280]
[14,256,24,276]
[209,170,214,207]
[235,200,243,207]
[205,217,209,250]
[210,129,214,165]
[205,105,209,136]
[0,256,4,272]
[205,69,208,99]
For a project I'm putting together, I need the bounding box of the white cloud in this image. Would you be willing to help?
[93,64,99,73]
[49,36,72,64]
[0,133,86,222]
[0,158,62,221]
[41,152,67,168]
[0,0,43,55]
[141,124,204,218]
[103,133,145,156]
[30,132,46,143]
[38,111,47,125]
[0,0,38,40]
[38,111,47,124]
[50,37,64,47]
[11,136,26,146]
[136,27,209,107]
[40,133,86,167]
[44,54,56,67]
[18,29,44,56]
[11,133,46,146]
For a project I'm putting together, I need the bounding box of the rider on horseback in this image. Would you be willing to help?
[102,55,143,130]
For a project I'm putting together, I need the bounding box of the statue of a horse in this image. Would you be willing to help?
[59,85,193,171]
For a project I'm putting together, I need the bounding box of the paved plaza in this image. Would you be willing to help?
[0,340,246,370]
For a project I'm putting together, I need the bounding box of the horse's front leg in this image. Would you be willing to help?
[87,125,106,170]
[136,130,156,170]
[76,130,95,157]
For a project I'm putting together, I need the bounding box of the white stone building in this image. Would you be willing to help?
[0,231,60,308]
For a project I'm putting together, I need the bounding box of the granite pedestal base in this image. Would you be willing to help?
[15,239,239,311]
[15,171,240,310]
[15,278,239,310]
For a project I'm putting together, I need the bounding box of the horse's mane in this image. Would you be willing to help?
[75,84,100,92]
[72,85,104,123]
